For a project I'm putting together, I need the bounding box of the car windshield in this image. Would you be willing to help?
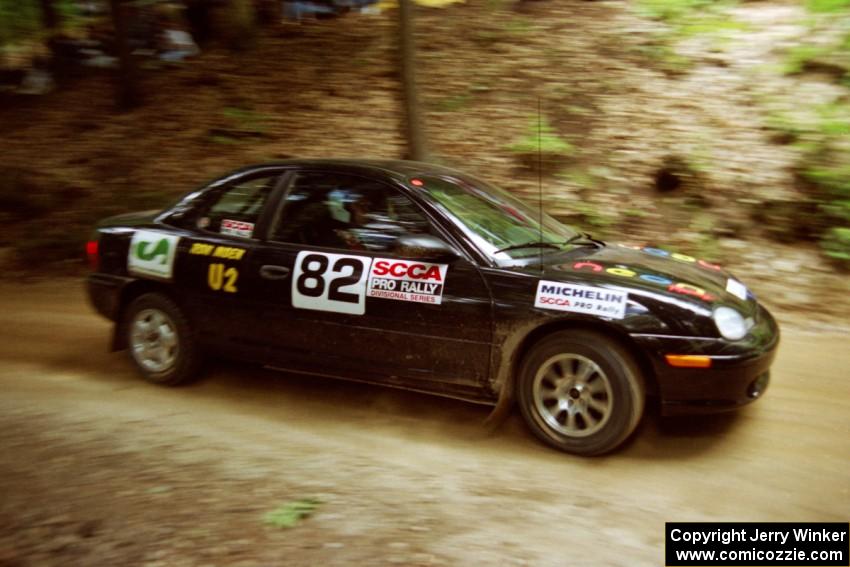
[412,174,579,262]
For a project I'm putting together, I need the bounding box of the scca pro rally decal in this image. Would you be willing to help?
[367,259,448,305]
[128,230,180,280]
[292,251,371,315]
[220,219,254,238]
[535,281,627,319]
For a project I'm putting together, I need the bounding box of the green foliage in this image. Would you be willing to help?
[508,117,573,156]
[820,226,850,267]
[222,107,269,132]
[568,201,615,235]
[634,0,744,73]
[782,45,829,74]
[504,18,533,36]
[677,17,748,37]
[560,168,597,191]
[623,208,649,219]
[0,0,41,46]
[637,0,739,28]
[210,135,241,145]
[435,92,472,112]
[0,0,87,46]
[634,39,694,75]
[637,0,718,21]
[209,107,270,144]
[806,0,850,13]
[693,234,721,262]
[803,163,850,197]
[263,499,321,529]
[762,93,850,258]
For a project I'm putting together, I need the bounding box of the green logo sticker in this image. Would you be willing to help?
[128,230,180,279]
[135,238,171,264]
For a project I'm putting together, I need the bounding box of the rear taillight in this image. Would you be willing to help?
[86,240,99,271]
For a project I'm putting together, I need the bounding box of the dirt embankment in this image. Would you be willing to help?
[1,0,849,322]
[0,280,847,566]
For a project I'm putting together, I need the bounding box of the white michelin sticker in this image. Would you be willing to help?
[535,281,627,319]
[220,219,254,238]
[726,278,748,301]
[367,259,448,305]
[292,251,371,315]
[128,230,180,280]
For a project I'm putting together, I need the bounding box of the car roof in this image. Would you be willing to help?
[237,158,468,183]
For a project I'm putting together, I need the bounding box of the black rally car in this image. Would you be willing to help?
[87,159,779,455]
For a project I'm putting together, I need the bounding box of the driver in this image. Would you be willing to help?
[326,188,374,250]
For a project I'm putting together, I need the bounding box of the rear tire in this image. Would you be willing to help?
[125,293,202,386]
[517,330,645,456]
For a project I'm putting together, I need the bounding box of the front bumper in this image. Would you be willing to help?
[632,304,780,415]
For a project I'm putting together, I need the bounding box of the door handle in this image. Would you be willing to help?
[260,265,291,280]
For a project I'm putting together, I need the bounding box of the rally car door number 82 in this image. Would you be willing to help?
[292,251,371,315]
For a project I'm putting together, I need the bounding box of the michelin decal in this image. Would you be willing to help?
[535,280,627,319]
[128,230,180,280]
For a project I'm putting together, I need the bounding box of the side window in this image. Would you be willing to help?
[273,172,431,252]
[198,174,278,239]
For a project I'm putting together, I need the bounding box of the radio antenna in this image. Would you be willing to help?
[538,96,544,273]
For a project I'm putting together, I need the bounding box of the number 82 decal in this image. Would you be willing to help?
[292,251,370,315]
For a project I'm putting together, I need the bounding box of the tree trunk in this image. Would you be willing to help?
[214,0,257,51]
[109,0,141,110]
[185,0,214,45]
[40,0,57,30]
[398,0,428,161]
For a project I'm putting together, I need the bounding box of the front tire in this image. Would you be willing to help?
[517,330,645,456]
[125,293,202,386]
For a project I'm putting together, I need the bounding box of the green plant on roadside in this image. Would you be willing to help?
[623,208,649,219]
[782,44,831,75]
[508,117,573,155]
[559,168,597,191]
[209,107,270,144]
[504,18,533,36]
[0,0,41,46]
[222,107,269,133]
[637,0,716,21]
[570,201,615,234]
[263,499,321,529]
[806,0,850,13]
[693,234,722,262]
[634,39,694,75]
[634,0,744,74]
[436,92,472,112]
[820,226,850,268]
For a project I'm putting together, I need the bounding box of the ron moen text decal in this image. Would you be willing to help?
[188,242,246,260]
[367,259,448,305]
[292,251,371,315]
[535,281,628,319]
[128,230,180,280]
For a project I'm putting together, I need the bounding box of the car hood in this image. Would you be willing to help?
[524,243,755,314]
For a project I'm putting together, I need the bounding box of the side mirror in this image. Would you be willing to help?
[395,234,459,263]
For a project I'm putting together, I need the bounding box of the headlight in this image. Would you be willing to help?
[713,306,747,341]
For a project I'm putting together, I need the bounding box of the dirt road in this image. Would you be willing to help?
[0,280,847,566]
